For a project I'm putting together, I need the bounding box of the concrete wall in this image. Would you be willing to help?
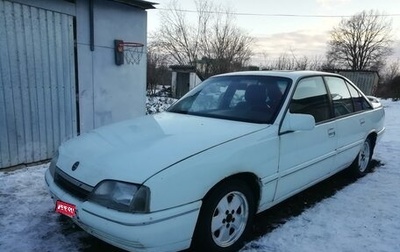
[76,0,147,133]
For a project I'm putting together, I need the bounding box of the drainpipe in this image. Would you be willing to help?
[89,0,94,51]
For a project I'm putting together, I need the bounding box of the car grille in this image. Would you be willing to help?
[54,167,94,200]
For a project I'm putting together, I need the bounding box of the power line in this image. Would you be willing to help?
[156,8,400,18]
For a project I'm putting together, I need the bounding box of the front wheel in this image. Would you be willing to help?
[192,180,255,251]
[349,138,373,177]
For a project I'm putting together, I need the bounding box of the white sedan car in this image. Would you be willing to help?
[45,71,385,252]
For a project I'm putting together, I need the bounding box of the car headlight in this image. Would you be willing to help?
[89,180,150,213]
[49,151,59,178]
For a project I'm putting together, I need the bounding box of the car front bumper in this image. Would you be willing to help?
[45,169,201,252]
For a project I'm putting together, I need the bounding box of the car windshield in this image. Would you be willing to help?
[168,75,292,123]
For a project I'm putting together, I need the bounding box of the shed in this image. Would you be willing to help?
[170,65,203,98]
[337,70,379,96]
[0,0,156,169]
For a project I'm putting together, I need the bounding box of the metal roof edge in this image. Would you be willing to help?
[109,0,157,10]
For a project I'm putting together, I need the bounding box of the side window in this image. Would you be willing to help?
[290,76,331,123]
[346,81,372,111]
[325,77,354,116]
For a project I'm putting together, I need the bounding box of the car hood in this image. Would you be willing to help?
[57,112,269,186]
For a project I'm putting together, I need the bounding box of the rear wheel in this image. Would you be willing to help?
[192,180,255,251]
[350,138,373,177]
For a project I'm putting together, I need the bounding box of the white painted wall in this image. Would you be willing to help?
[76,0,147,133]
[189,72,203,90]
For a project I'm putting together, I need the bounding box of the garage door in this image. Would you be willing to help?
[0,1,77,168]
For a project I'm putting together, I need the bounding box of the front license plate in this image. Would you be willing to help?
[55,200,76,218]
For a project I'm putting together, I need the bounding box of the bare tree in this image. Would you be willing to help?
[150,0,200,65]
[308,55,327,71]
[147,46,171,96]
[327,10,393,71]
[199,9,253,76]
[390,75,400,100]
[375,59,400,98]
[262,51,325,71]
[150,0,253,78]
[381,59,400,83]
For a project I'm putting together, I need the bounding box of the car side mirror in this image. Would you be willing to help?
[280,112,315,133]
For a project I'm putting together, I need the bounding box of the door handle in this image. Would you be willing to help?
[328,128,335,137]
[360,118,365,125]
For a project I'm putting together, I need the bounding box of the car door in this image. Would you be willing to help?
[324,76,371,170]
[275,76,337,200]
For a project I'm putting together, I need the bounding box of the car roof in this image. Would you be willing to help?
[214,70,341,80]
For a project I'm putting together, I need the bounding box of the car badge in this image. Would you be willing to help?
[71,161,80,171]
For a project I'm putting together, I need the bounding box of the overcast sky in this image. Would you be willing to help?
[147,0,400,65]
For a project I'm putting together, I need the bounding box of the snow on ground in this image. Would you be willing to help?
[146,96,177,114]
[0,99,399,252]
[0,163,85,251]
[242,99,400,252]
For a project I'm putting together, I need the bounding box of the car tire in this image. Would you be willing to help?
[349,137,373,177]
[192,179,255,252]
